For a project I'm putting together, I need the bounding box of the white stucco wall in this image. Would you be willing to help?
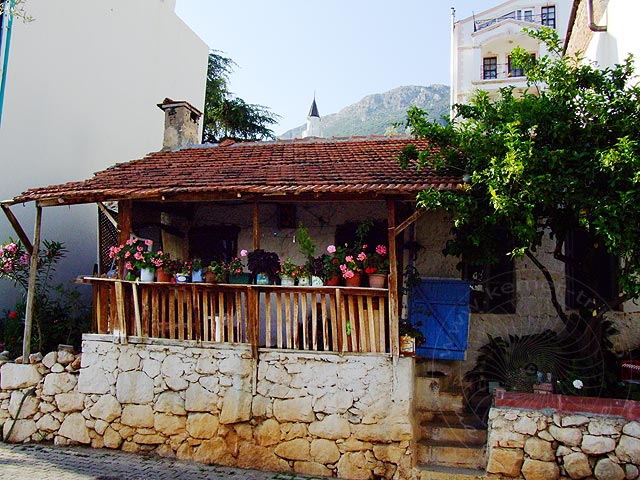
[0,0,207,309]
[583,0,640,71]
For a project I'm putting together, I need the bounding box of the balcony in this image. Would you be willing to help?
[82,277,391,356]
[474,11,555,31]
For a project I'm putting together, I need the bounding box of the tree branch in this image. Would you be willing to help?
[525,249,569,325]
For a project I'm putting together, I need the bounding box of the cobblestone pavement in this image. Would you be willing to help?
[0,442,328,480]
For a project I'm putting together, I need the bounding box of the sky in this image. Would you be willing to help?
[175,0,492,136]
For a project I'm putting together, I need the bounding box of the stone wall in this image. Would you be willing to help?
[486,404,640,479]
[0,337,417,480]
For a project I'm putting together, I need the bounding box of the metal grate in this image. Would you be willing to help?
[98,205,119,275]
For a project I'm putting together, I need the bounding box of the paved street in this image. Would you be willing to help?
[0,442,328,480]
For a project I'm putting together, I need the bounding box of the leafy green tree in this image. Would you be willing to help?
[0,0,32,22]
[202,51,279,143]
[403,28,640,394]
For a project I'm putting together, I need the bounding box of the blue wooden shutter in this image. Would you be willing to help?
[410,278,470,360]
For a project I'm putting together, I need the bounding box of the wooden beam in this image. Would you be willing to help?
[117,200,132,279]
[387,200,399,358]
[22,206,42,363]
[97,202,118,229]
[1,204,34,254]
[394,208,425,238]
[253,202,260,250]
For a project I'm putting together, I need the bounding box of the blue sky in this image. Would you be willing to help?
[175,1,492,135]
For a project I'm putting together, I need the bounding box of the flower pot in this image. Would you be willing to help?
[344,273,362,287]
[175,273,189,283]
[368,273,387,288]
[280,275,295,287]
[191,269,203,282]
[311,275,323,286]
[256,272,270,285]
[157,269,171,282]
[229,272,250,284]
[400,335,416,356]
[325,275,340,286]
[204,271,222,284]
[298,276,311,287]
[140,268,155,282]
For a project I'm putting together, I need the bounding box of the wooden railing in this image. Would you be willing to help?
[82,277,390,355]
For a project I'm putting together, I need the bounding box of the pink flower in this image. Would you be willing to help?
[343,270,354,279]
[144,239,153,246]
[345,255,353,263]
[375,245,387,255]
[327,245,336,254]
[357,252,367,262]
[124,261,134,271]
[240,249,248,257]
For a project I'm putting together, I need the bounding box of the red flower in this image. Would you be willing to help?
[8,311,18,319]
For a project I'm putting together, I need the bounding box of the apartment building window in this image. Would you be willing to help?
[508,53,535,77]
[515,9,534,22]
[483,57,498,79]
[541,6,556,28]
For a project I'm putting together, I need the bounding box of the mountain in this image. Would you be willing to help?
[279,84,450,139]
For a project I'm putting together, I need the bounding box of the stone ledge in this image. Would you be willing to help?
[494,391,640,421]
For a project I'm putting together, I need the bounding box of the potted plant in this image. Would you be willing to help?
[227,251,250,284]
[109,237,157,281]
[365,244,390,288]
[174,259,192,283]
[191,257,203,282]
[296,223,316,285]
[339,247,367,287]
[399,318,425,356]
[323,246,342,286]
[278,258,300,286]
[247,249,280,285]
[205,260,227,283]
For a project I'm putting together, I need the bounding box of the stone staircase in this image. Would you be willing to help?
[414,373,488,480]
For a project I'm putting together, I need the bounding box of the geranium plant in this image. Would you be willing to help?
[322,245,342,280]
[365,245,390,275]
[108,238,162,273]
[339,249,367,279]
[279,258,303,278]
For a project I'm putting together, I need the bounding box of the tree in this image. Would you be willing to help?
[403,29,640,394]
[202,51,279,143]
[0,0,32,22]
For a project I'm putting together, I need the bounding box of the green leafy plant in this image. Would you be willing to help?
[247,249,280,277]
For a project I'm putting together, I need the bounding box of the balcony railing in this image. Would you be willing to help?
[480,63,527,82]
[82,277,390,355]
[475,11,555,31]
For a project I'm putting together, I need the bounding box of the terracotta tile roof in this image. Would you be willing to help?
[9,136,461,205]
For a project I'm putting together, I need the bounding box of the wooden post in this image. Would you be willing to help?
[22,206,42,363]
[117,200,132,279]
[253,202,260,250]
[387,199,399,357]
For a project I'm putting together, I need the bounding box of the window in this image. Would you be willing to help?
[483,57,498,80]
[541,6,556,28]
[515,9,534,22]
[565,229,619,310]
[508,53,535,77]
[465,259,516,314]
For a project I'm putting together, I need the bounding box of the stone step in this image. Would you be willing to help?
[417,440,486,470]
[420,420,487,445]
[417,464,486,480]
[415,388,466,413]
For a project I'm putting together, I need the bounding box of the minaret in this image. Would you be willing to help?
[302,97,322,138]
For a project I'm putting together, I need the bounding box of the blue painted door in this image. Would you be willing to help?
[410,278,470,360]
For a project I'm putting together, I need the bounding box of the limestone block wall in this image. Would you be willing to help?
[486,406,640,479]
[0,337,417,480]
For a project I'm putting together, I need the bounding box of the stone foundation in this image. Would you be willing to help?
[487,393,640,479]
[0,335,417,480]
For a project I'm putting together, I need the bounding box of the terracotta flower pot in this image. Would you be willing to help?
[157,269,171,282]
[344,273,362,287]
[368,273,387,288]
[325,275,340,286]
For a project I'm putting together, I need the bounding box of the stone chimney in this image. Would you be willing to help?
[157,98,202,150]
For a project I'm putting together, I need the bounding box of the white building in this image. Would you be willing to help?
[0,0,207,307]
[564,0,640,71]
[451,0,572,108]
[301,97,322,138]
